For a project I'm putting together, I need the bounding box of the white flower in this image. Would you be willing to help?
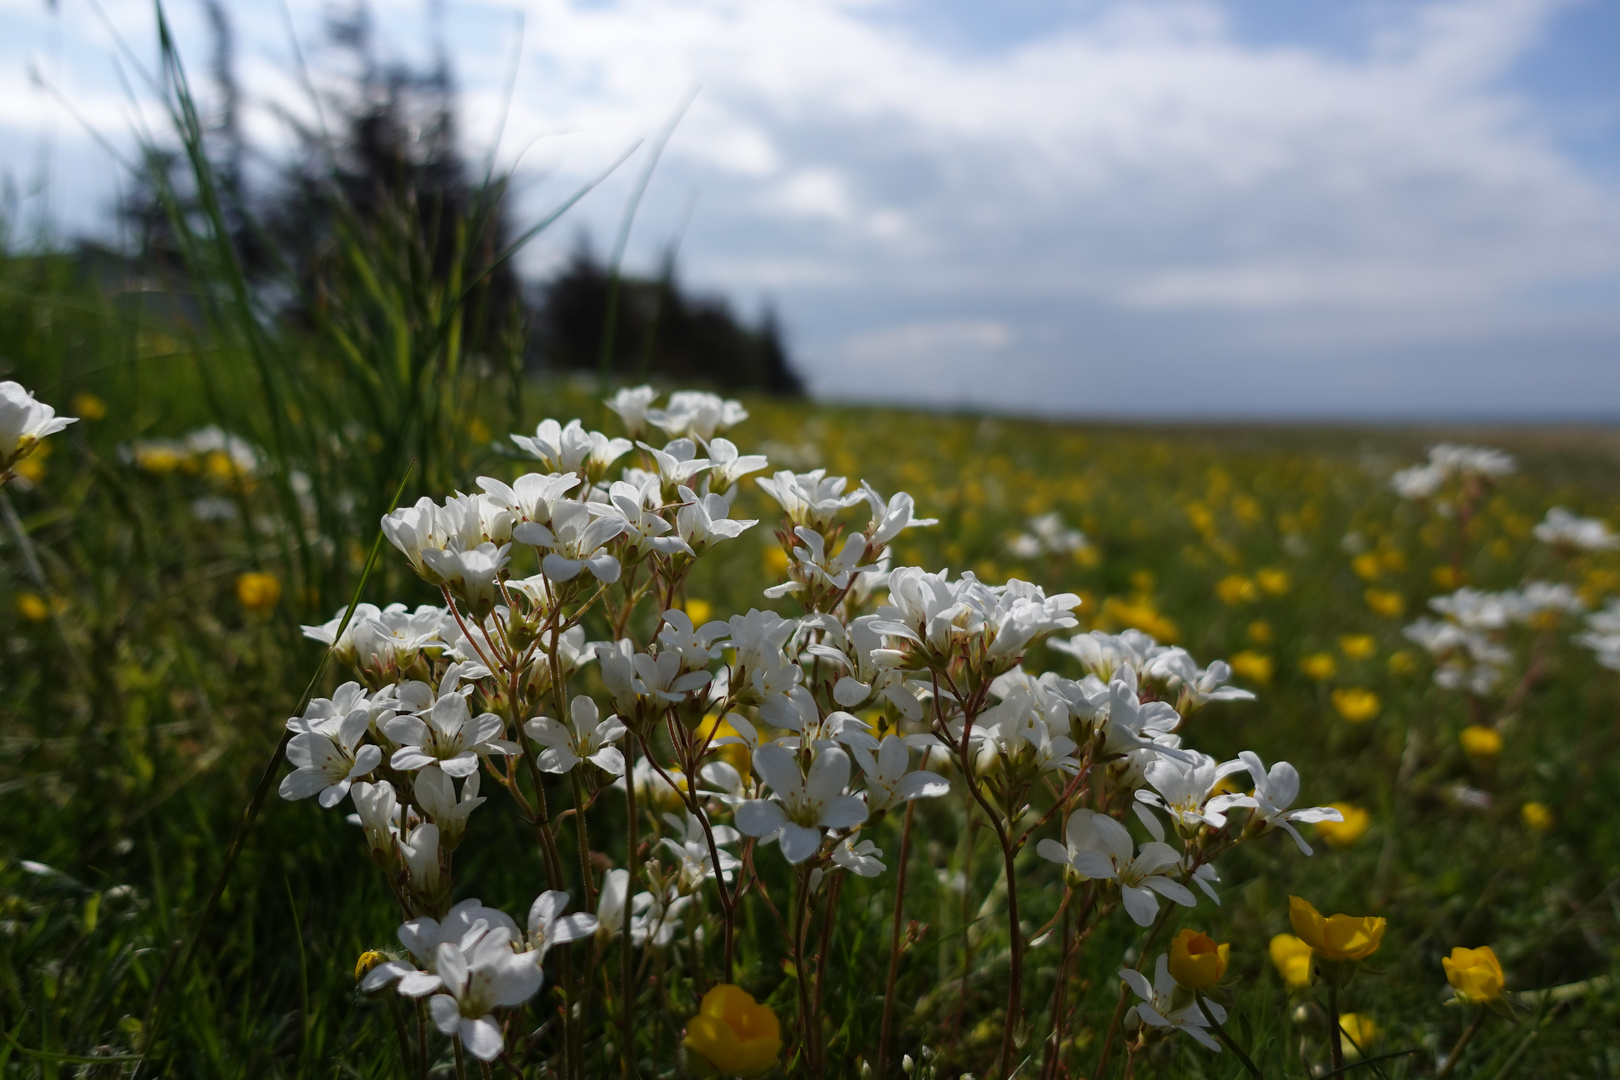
[637,438,712,491]
[659,812,741,889]
[526,891,598,961]
[279,686,382,807]
[757,469,866,529]
[604,384,660,439]
[0,381,76,474]
[399,822,443,896]
[1144,649,1256,711]
[726,609,803,703]
[851,735,951,815]
[704,437,769,498]
[674,484,757,554]
[1575,599,1620,671]
[1035,809,1195,925]
[1134,752,1245,834]
[524,695,627,776]
[413,766,485,850]
[1121,955,1224,1053]
[421,542,510,614]
[589,477,685,555]
[1089,669,1188,760]
[386,682,515,777]
[1228,751,1341,855]
[1006,512,1087,558]
[735,744,869,863]
[381,497,450,581]
[630,882,694,947]
[1535,507,1618,552]
[1392,444,1515,501]
[350,780,401,859]
[859,483,937,545]
[429,926,544,1061]
[477,472,581,528]
[362,898,521,997]
[829,834,885,877]
[646,390,747,441]
[514,502,624,583]
[594,869,633,945]
[511,418,631,478]
[1051,630,1167,682]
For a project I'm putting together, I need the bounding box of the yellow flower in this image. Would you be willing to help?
[1387,649,1417,677]
[1338,634,1376,661]
[16,592,50,622]
[354,950,386,981]
[683,984,781,1078]
[466,417,492,444]
[236,571,282,612]
[696,712,751,775]
[1459,725,1502,758]
[1301,652,1338,680]
[134,444,185,473]
[1521,801,1553,831]
[1216,574,1258,605]
[1269,933,1314,989]
[1256,567,1290,595]
[1229,651,1274,686]
[1247,619,1273,644]
[1316,803,1371,848]
[1442,946,1505,1004]
[1099,595,1180,643]
[764,546,790,575]
[72,393,107,421]
[1351,553,1383,581]
[13,454,46,482]
[1332,688,1379,724]
[1365,589,1405,618]
[685,598,714,625]
[1167,929,1229,989]
[1289,897,1385,962]
[1338,1013,1378,1057]
[1432,565,1462,590]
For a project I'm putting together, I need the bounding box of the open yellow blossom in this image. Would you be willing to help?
[1338,634,1376,660]
[1338,1014,1378,1057]
[1521,802,1553,831]
[1459,725,1502,758]
[1288,897,1385,962]
[1230,651,1274,686]
[1168,929,1229,989]
[1316,803,1370,848]
[1301,652,1338,680]
[1269,933,1313,989]
[1365,589,1405,618]
[236,572,281,612]
[1256,567,1290,595]
[1216,574,1258,605]
[1332,688,1379,723]
[1387,650,1417,676]
[17,592,50,622]
[1443,946,1505,1004]
[683,984,781,1078]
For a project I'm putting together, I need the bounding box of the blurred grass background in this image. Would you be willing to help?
[2,8,1619,1078]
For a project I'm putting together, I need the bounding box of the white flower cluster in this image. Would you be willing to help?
[1007,512,1089,559]
[279,385,1339,1067]
[1533,507,1618,552]
[1575,600,1620,671]
[1404,584,1584,694]
[0,381,76,478]
[1391,443,1516,502]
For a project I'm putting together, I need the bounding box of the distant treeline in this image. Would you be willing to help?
[113,2,801,395]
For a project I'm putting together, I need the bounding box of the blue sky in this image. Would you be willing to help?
[3,0,1619,418]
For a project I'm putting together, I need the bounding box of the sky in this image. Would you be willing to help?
[3,0,1620,418]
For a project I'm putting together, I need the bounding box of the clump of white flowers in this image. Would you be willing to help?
[282,385,1340,1075]
[1391,443,1515,504]
[0,381,76,482]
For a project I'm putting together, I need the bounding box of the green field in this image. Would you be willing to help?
[4,246,1619,1080]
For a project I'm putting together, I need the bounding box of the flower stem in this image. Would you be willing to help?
[1196,993,1263,1078]
[877,801,916,1080]
[621,738,639,1080]
[1435,1010,1486,1080]
[415,998,430,1080]
[453,1035,468,1080]
[1328,983,1344,1072]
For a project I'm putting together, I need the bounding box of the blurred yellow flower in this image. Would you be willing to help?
[685,598,714,625]
[1256,567,1290,595]
[1100,595,1179,643]
[1432,565,1462,589]
[1521,802,1553,831]
[71,392,107,421]
[1365,589,1405,618]
[1459,725,1502,758]
[1379,548,1407,572]
[1289,897,1385,962]
[1247,619,1273,644]
[1301,652,1338,680]
[764,546,790,575]
[1387,649,1417,676]
[1229,651,1274,686]
[1443,946,1504,1004]
[683,984,781,1078]
[1269,933,1313,989]
[1338,1013,1378,1057]
[16,592,50,622]
[1317,803,1370,848]
[1216,574,1258,605]
[696,712,750,775]
[13,455,45,482]
[1129,569,1156,592]
[134,444,184,473]
[236,572,281,612]
[1338,634,1376,660]
[1332,688,1380,723]
[1351,553,1383,581]
[466,417,492,444]
[1168,929,1229,990]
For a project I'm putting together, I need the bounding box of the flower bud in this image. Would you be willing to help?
[1167,929,1229,990]
[1442,945,1504,1003]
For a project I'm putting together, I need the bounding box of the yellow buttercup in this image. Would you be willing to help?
[1288,896,1385,962]
[1442,946,1504,1004]
[684,985,782,1078]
